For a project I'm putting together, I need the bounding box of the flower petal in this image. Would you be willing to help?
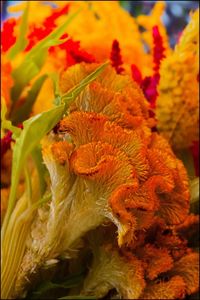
[168,252,199,295]
[140,275,186,299]
[136,244,173,280]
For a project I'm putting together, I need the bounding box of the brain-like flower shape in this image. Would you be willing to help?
[55,63,190,245]
[10,62,192,299]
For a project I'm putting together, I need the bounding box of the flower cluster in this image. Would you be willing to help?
[1,1,199,299]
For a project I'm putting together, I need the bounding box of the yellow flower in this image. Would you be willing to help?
[136,2,171,60]
[156,9,199,149]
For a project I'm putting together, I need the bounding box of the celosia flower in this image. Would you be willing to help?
[1,2,199,300]
[136,1,170,57]
[110,39,124,74]
[82,228,146,299]
[1,61,192,299]
[156,9,199,149]
[1,18,17,52]
[81,216,199,299]
[3,0,164,117]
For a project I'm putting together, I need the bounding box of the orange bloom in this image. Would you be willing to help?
[1,2,199,299]
[50,63,189,249]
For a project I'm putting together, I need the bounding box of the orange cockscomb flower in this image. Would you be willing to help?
[8,61,192,299]
[81,214,199,299]
[57,63,190,244]
[1,1,199,299]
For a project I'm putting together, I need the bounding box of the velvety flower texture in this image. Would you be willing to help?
[156,9,199,149]
[1,1,199,299]
[37,63,197,299]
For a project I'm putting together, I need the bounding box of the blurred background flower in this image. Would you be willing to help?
[2,1,199,47]
[124,1,199,47]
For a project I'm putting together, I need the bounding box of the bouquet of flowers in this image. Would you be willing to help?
[1,1,199,299]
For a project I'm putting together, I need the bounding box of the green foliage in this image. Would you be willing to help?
[2,62,108,238]
[4,104,65,230]
[50,72,62,105]
[11,74,48,124]
[31,146,47,197]
[1,99,22,138]
[8,2,29,59]
[61,62,109,109]
[11,10,80,102]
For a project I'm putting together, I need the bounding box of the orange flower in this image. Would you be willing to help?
[1,2,199,298]
[54,63,190,246]
[82,214,199,299]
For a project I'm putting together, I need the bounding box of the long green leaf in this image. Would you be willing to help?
[61,61,109,108]
[11,74,48,124]
[31,146,47,197]
[11,9,81,102]
[49,72,61,105]
[8,2,29,59]
[2,62,108,236]
[1,99,22,138]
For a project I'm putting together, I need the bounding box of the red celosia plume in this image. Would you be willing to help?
[25,4,70,51]
[141,26,165,105]
[131,26,165,109]
[131,64,143,85]
[1,18,17,52]
[51,33,95,67]
[110,39,124,74]
[152,25,166,73]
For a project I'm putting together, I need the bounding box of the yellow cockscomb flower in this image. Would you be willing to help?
[156,9,199,149]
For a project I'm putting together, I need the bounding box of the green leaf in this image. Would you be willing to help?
[8,2,29,59]
[24,165,32,206]
[2,62,108,236]
[31,146,47,197]
[11,74,48,124]
[1,104,65,238]
[49,72,62,106]
[1,99,21,138]
[61,61,109,108]
[11,9,81,102]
